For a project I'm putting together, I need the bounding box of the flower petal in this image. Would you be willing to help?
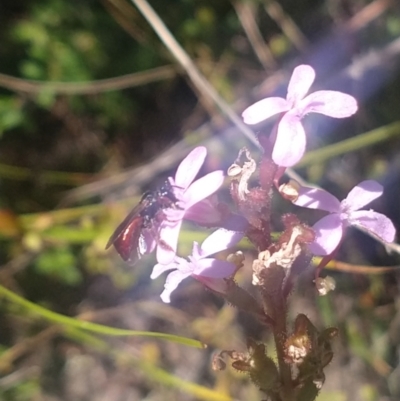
[160,270,192,303]
[200,229,244,258]
[184,199,222,225]
[174,146,207,189]
[220,213,249,232]
[309,214,344,255]
[157,220,183,264]
[272,112,306,167]
[193,258,236,278]
[191,241,202,260]
[351,210,396,243]
[343,180,383,211]
[151,261,178,279]
[300,91,358,118]
[294,186,341,212]
[184,170,224,208]
[242,97,290,125]
[287,65,315,105]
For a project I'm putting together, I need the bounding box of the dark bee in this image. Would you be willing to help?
[106,180,179,264]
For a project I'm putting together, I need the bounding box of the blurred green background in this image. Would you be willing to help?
[1,0,400,400]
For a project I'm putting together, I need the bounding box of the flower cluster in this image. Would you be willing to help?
[150,147,249,302]
[241,64,395,260]
[108,64,397,400]
[109,64,396,306]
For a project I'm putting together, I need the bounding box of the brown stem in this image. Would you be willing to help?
[272,296,294,400]
[314,244,341,281]
[273,166,287,189]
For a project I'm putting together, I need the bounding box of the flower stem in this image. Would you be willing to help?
[273,296,294,400]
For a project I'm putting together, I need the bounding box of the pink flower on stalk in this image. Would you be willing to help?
[151,228,244,303]
[157,147,225,264]
[294,180,396,255]
[242,65,358,167]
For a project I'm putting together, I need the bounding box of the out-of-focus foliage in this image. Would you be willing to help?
[34,245,81,285]
[0,0,400,400]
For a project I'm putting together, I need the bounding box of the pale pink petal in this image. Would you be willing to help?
[242,97,290,125]
[151,261,178,279]
[294,186,341,212]
[351,210,396,243]
[200,229,244,258]
[287,65,315,105]
[193,258,236,278]
[272,112,306,167]
[184,170,224,208]
[157,220,183,264]
[184,199,222,225]
[160,270,192,303]
[300,91,358,118]
[343,180,383,211]
[163,207,185,222]
[174,146,207,189]
[221,214,249,232]
[309,214,344,255]
[191,241,202,260]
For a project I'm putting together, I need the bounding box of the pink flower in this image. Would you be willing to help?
[242,65,358,167]
[151,228,243,303]
[294,180,396,255]
[156,147,225,264]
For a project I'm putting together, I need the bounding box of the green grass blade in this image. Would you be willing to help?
[0,284,203,348]
[297,121,400,167]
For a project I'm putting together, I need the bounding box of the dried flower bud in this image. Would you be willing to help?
[285,335,312,364]
[252,225,306,287]
[228,148,257,201]
[211,354,226,371]
[232,360,252,372]
[279,179,301,201]
[212,349,248,372]
[295,319,338,388]
[227,163,243,177]
[227,251,245,268]
[285,315,314,364]
[315,276,336,296]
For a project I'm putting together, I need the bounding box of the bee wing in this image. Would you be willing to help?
[112,217,144,263]
[106,203,146,264]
